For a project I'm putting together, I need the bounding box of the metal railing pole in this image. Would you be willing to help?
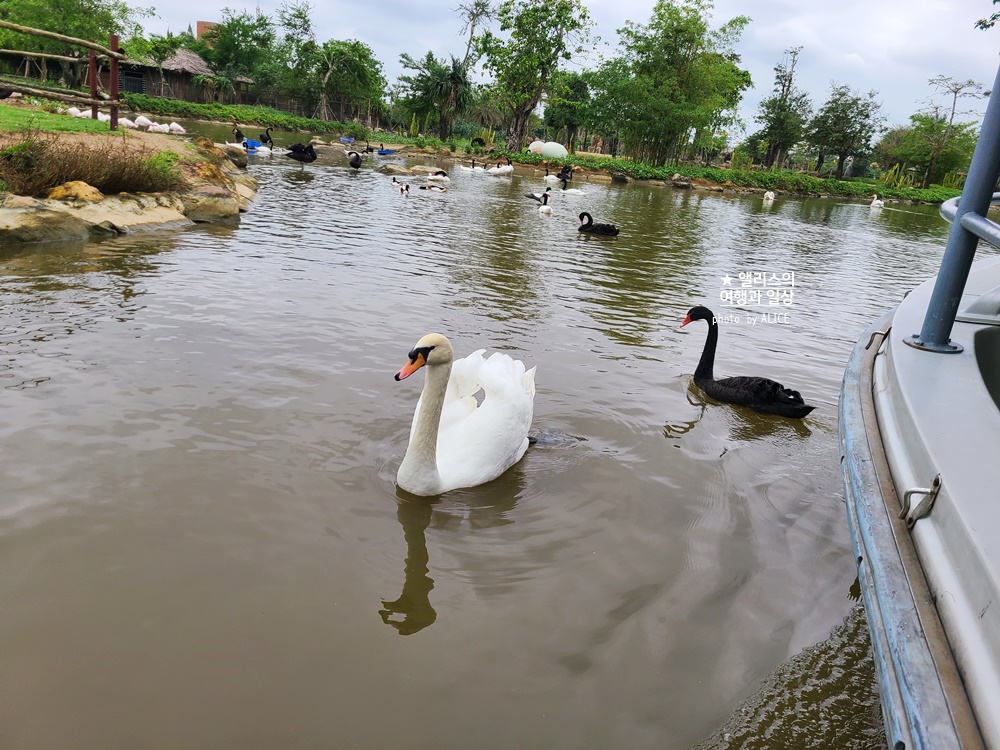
[907,61,1000,353]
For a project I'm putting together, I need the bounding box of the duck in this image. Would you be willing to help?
[559,178,586,195]
[578,212,619,236]
[347,151,362,170]
[168,122,186,134]
[763,190,775,201]
[400,184,410,196]
[394,333,536,496]
[259,127,273,147]
[870,194,884,208]
[284,142,317,167]
[233,126,246,142]
[681,305,815,419]
[419,184,447,192]
[427,170,450,182]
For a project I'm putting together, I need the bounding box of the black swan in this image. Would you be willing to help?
[347,151,362,170]
[259,127,273,147]
[579,212,619,236]
[284,142,317,167]
[681,305,815,419]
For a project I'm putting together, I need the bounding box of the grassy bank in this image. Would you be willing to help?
[0,102,112,134]
[502,151,962,204]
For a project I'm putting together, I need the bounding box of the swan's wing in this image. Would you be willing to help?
[435,352,536,489]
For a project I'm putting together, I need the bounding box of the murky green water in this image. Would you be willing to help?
[0,136,957,748]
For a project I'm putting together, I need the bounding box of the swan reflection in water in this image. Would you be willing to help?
[379,495,437,635]
[666,380,813,445]
[380,468,528,635]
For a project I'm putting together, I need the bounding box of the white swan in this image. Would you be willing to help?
[763,190,775,201]
[66,106,82,118]
[168,122,186,134]
[134,115,154,128]
[394,333,536,496]
[870,194,884,208]
[559,178,585,195]
[118,117,138,129]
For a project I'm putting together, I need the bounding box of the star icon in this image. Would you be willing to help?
[721,274,733,285]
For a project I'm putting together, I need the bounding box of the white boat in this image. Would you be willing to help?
[839,64,1000,748]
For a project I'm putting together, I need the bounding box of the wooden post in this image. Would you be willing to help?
[88,44,97,119]
[109,34,118,131]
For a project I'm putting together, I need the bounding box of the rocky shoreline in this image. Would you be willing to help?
[0,135,258,246]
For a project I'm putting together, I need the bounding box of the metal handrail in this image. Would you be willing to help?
[939,193,1000,251]
[907,63,1000,353]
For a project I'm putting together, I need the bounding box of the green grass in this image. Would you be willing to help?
[0,101,113,134]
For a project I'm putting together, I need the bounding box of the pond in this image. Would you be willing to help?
[0,139,960,749]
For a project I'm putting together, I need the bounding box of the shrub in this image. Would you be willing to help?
[0,129,183,196]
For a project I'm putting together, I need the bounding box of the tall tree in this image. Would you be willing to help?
[587,0,750,165]
[398,52,471,138]
[455,0,495,67]
[197,8,278,89]
[807,84,884,179]
[911,75,987,188]
[476,0,592,151]
[976,0,1000,29]
[544,70,589,151]
[752,47,811,167]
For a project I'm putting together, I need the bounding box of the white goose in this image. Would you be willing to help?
[394,333,536,496]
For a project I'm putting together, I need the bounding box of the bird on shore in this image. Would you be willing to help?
[284,142,317,168]
[681,305,815,419]
[578,212,618,236]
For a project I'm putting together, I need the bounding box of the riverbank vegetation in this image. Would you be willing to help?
[0,127,182,195]
[0,0,986,203]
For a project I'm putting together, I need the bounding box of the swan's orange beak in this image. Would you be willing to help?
[681,314,692,327]
[394,351,426,381]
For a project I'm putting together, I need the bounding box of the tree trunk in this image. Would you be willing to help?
[506,102,533,151]
[815,153,825,173]
[922,150,940,190]
[835,153,848,179]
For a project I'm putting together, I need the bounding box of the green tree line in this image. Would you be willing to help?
[0,0,988,189]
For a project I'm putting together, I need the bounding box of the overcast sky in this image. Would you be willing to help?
[141,0,1000,134]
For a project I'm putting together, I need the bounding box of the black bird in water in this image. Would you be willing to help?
[681,305,816,419]
[259,127,273,147]
[232,126,245,142]
[347,150,362,170]
[284,142,317,168]
[578,212,619,236]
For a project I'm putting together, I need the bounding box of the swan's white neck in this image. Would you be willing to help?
[398,360,452,495]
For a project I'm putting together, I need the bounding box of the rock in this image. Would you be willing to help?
[48,181,104,202]
[0,205,91,244]
[218,145,248,168]
[611,172,633,184]
[180,185,241,223]
[672,180,692,189]
[377,164,417,175]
